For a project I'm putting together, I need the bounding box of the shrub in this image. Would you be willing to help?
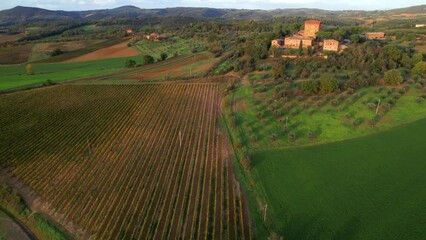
[160,52,168,61]
[125,59,136,68]
[50,48,64,57]
[352,118,362,126]
[406,79,415,85]
[412,61,426,75]
[288,132,297,142]
[141,55,155,65]
[308,132,316,140]
[345,112,352,118]
[300,80,320,95]
[384,69,403,86]
[393,93,401,99]
[319,75,339,94]
[273,110,281,117]
[416,97,425,104]
[26,64,34,75]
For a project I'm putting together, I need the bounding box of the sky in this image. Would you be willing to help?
[0,0,424,11]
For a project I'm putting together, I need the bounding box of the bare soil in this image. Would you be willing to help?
[0,34,24,43]
[64,41,140,63]
[0,44,33,64]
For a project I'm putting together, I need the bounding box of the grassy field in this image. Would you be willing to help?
[250,117,426,239]
[0,57,136,91]
[134,38,206,60]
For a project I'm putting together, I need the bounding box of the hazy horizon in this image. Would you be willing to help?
[0,0,425,12]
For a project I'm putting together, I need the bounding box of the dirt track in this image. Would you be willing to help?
[64,41,140,63]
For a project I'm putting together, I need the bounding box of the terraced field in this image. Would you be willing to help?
[0,84,251,239]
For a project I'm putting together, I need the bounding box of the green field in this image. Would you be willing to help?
[0,57,136,91]
[250,118,426,239]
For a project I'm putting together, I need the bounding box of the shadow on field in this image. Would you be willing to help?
[280,215,361,240]
[332,217,360,240]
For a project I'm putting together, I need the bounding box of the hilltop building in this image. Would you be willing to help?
[304,20,321,38]
[284,36,313,49]
[365,32,385,40]
[271,19,344,54]
[146,33,169,41]
[323,39,339,51]
[272,20,321,49]
[415,24,426,28]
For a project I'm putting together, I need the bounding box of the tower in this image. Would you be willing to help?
[304,20,321,38]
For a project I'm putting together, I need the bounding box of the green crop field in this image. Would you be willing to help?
[0,57,136,91]
[249,118,426,240]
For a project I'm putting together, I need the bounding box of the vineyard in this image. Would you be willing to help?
[0,83,251,239]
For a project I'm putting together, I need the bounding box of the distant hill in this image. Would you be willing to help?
[386,5,426,15]
[0,4,425,25]
[0,6,80,24]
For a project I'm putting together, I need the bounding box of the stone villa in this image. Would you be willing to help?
[271,20,321,49]
[323,39,339,51]
[365,32,385,40]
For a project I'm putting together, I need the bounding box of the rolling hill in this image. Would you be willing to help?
[0,4,425,25]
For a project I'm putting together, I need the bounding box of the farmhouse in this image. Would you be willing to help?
[146,33,159,40]
[323,39,339,51]
[285,36,313,49]
[365,32,385,40]
[415,24,426,28]
[304,20,321,38]
[146,33,169,41]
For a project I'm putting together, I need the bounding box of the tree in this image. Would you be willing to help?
[272,62,285,79]
[350,34,360,43]
[411,53,423,66]
[125,59,136,68]
[307,46,313,56]
[298,40,303,56]
[26,64,34,75]
[299,80,320,94]
[384,69,403,86]
[316,31,332,39]
[412,61,426,75]
[160,53,168,61]
[400,54,412,68]
[141,55,154,65]
[383,44,402,62]
[319,75,339,94]
[51,48,64,57]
